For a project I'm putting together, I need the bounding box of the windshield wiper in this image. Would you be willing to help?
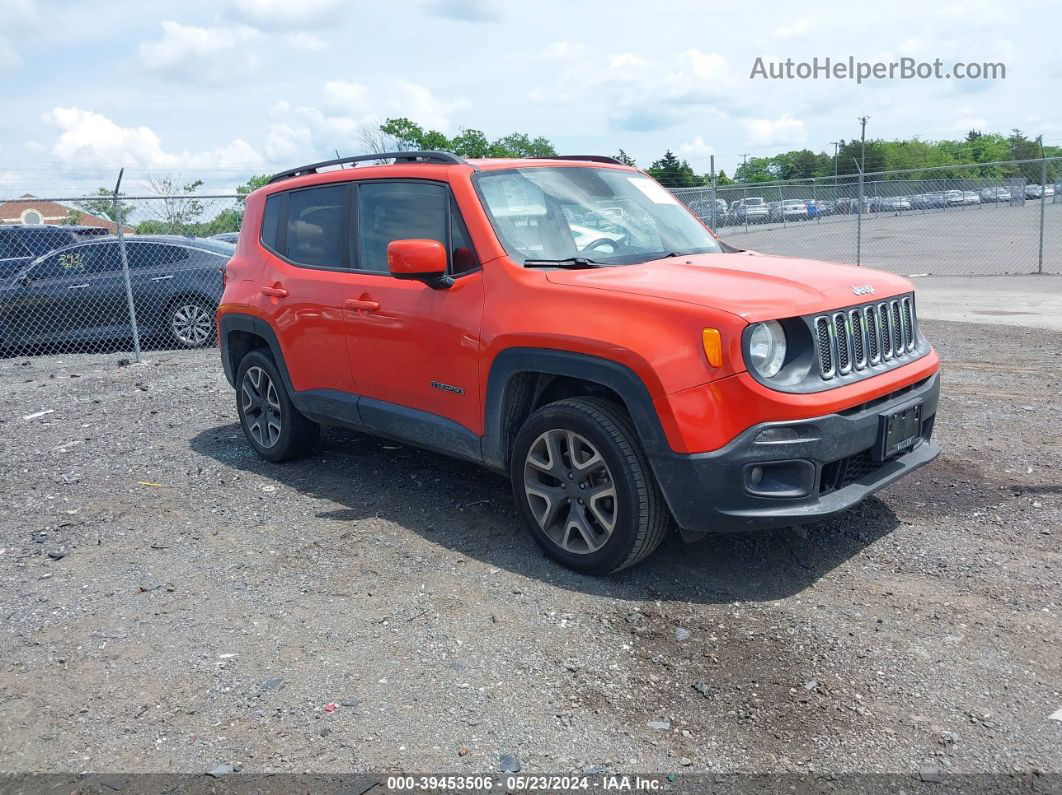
[523,257,601,269]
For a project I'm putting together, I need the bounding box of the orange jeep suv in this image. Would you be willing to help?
[218,152,940,574]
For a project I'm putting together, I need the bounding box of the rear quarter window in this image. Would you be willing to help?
[261,193,285,253]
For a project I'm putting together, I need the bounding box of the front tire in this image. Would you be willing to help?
[236,349,319,462]
[510,397,669,575]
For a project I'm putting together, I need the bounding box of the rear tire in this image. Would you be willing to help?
[168,296,215,348]
[510,397,668,575]
[235,349,319,462]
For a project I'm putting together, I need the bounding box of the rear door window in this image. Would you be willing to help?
[126,242,189,269]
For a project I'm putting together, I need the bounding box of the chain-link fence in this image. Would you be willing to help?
[0,192,241,361]
[2,156,1060,363]
[672,157,1062,275]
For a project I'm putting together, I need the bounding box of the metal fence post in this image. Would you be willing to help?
[113,168,141,362]
[710,155,718,230]
[856,161,864,266]
[1039,156,1047,274]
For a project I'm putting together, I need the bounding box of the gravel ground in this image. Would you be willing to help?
[0,318,1059,776]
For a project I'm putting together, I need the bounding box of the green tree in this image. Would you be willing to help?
[613,149,637,167]
[646,150,702,187]
[145,175,205,235]
[74,188,135,226]
[373,118,556,159]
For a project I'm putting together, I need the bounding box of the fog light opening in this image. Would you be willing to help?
[743,459,816,498]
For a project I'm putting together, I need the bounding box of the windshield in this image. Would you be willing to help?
[473,167,721,265]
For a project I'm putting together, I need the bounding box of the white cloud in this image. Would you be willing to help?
[138,21,263,81]
[543,40,584,60]
[0,0,38,68]
[323,79,466,132]
[0,40,22,68]
[283,32,327,51]
[42,107,265,170]
[260,80,467,163]
[679,136,715,162]
[768,17,815,41]
[530,48,736,131]
[229,0,352,29]
[683,50,728,81]
[742,114,807,147]
[423,0,500,22]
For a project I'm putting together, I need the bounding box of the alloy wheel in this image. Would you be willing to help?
[241,366,282,448]
[172,302,212,346]
[523,429,618,554]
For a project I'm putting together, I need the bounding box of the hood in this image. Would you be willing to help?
[544,251,914,323]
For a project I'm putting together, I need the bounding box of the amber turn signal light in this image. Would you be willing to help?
[702,328,723,367]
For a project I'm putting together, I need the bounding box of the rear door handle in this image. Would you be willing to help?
[261,285,288,298]
[345,298,380,312]
[151,275,174,282]
[67,283,90,290]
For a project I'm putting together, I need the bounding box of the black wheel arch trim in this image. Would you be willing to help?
[482,347,671,472]
[219,312,294,394]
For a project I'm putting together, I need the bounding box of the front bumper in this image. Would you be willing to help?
[652,372,940,535]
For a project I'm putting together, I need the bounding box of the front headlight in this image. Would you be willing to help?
[748,320,787,378]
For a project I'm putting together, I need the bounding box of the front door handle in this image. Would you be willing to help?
[345,298,380,312]
[151,274,174,282]
[261,284,288,298]
[67,283,90,290]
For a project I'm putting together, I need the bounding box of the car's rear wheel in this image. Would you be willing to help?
[169,297,215,348]
[510,397,668,575]
[236,349,319,462]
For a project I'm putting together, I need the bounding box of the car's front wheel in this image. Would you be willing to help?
[236,349,319,462]
[510,397,669,575]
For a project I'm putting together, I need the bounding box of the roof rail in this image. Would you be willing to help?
[533,155,625,165]
[268,151,467,184]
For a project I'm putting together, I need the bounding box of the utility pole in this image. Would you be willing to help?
[740,153,749,179]
[830,141,840,181]
[858,116,869,176]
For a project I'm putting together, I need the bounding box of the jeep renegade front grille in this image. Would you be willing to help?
[814,296,918,381]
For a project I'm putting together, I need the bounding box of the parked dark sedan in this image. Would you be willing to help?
[0,235,233,354]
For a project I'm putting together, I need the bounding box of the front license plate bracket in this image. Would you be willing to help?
[874,401,924,462]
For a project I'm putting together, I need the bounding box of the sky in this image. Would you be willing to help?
[0,0,1059,198]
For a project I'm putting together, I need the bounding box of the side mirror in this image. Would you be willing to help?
[387,239,452,289]
[16,273,31,286]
